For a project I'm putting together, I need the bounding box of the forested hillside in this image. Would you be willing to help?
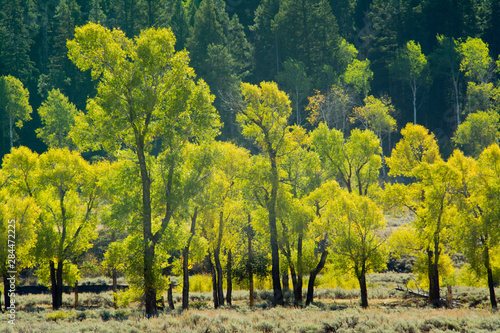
[1,0,500,318]
[1,0,500,157]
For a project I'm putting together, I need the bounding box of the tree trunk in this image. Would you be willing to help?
[167,283,175,310]
[247,215,254,308]
[74,281,79,308]
[3,274,10,312]
[56,260,64,309]
[182,209,198,310]
[215,212,224,306]
[306,249,328,306]
[268,152,284,306]
[295,233,303,305]
[137,143,156,317]
[182,246,190,310]
[358,266,368,308]
[208,252,219,309]
[9,115,13,149]
[214,248,225,306]
[427,249,441,307]
[282,272,289,294]
[485,246,498,309]
[144,244,157,316]
[50,260,58,309]
[111,231,117,293]
[226,249,232,306]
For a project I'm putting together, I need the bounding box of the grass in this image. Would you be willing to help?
[1,272,499,332]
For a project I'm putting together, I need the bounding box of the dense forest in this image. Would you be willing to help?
[1,0,500,318]
[2,0,500,157]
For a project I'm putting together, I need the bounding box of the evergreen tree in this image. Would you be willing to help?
[0,0,36,84]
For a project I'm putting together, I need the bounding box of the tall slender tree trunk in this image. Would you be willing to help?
[214,248,224,306]
[208,252,219,309]
[215,212,225,306]
[358,264,368,308]
[182,208,198,310]
[226,249,232,306]
[56,260,64,309]
[137,144,156,317]
[268,152,284,306]
[74,281,79,308]
[247,215,254,308]
[485,246,498,309]
[50,261,57,309]
[306,249,328,306]
[295,233,303,305]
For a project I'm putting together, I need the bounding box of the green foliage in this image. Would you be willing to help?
[36,89,78,149]
[458,37,494,83]
[454,111,500,157]
[0,75,32,148]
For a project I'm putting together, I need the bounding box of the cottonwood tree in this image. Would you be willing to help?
[454,111,500,158]
[327,192,387,308]
[386,123,456,307]
[68,23,220,316]
[450,146,500,309]
[312,122,382,196]
[2,147,104,309]
[0,163,40,312]
[236,81,292,306]
[306,86,354,132]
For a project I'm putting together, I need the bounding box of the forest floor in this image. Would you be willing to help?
[1,273,499,333]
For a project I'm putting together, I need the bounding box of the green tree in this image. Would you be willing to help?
[449,147,499,309]
[276,58,311,125]
[36,89,78,149]
[1,147,104,309]
[389,41,429,125]
[454,111,500,158]
[236,81,292,306]
[0,0,35,83]
[39,0,82,101]
[458,37,494,84]
[312,122,381,196]
[430,35,463,128]
[327,192,387,308]
[306,85,354,132]
[342,59,373,99]
[0,165,40,311]
[68,23,220,316]
[0,75,32,151]
[386,124,456,308]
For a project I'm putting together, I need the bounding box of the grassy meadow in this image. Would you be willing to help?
[1,273,499,333]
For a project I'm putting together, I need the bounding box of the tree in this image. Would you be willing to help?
[386,124,456,307]
[0,158,40,312]
[1,147,104,309]
[306,85,354,132]
[389,41,429,125]
[276,58,311,125]
[430,35,463,128]
[458,37,494,84]
[352,95,396,177]
[327,192,387,308]
[36,89,78,149]
[236,81,292,306]
[0,0,35,83]
[449,147,499,309]
[67,22,220,316]
[312,122,381,196]
[0,75,32,151]
[454,111,500,158]
[342,59,373,99]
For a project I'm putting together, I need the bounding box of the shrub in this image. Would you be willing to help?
[46,310,74,321]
